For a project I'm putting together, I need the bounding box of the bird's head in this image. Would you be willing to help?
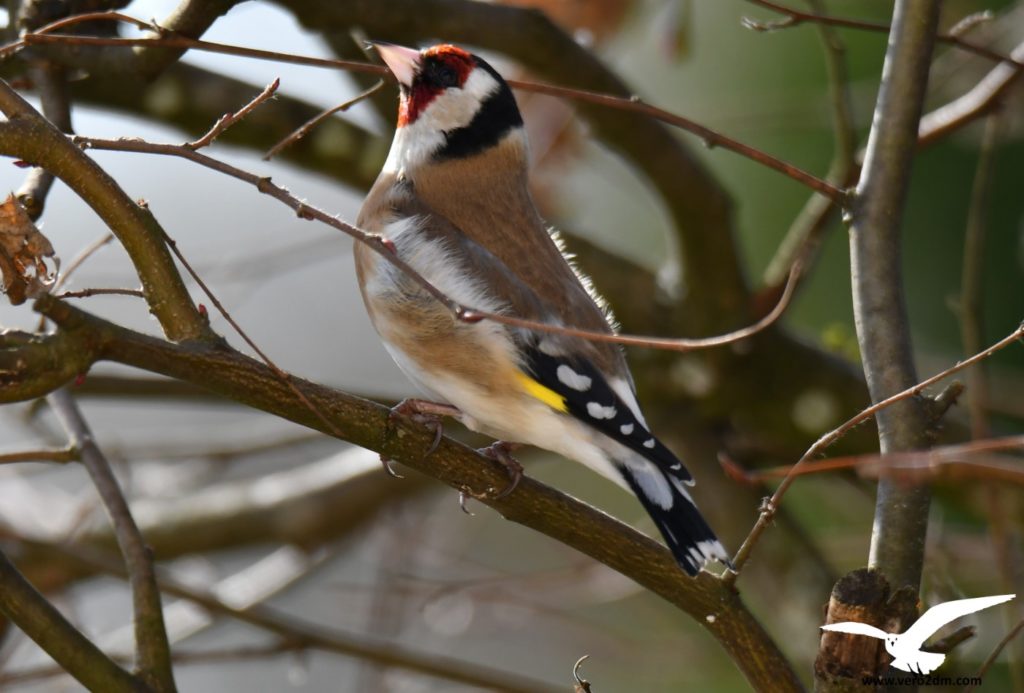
[371,42,525,175]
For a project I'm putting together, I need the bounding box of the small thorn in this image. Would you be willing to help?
[459,490,474,515]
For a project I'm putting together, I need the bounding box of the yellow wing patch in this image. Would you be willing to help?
[514,371,568,412]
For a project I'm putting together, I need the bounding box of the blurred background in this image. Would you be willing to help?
[0,0,1022,690]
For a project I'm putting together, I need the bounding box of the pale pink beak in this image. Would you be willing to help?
[371,42,421,88]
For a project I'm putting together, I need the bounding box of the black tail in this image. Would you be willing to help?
[616,459,731,576]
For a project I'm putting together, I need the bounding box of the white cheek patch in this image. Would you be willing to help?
[423,69,500,131]
[382,69,500,175]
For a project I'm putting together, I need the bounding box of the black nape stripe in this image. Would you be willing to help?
[436,59,524,160]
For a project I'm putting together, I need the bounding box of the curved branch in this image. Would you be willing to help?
[0,81,207,342]
[0,549,143,692]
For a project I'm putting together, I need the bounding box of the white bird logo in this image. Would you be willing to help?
[820,594,1015,675]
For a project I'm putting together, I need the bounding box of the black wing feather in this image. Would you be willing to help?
[522,345,693,484]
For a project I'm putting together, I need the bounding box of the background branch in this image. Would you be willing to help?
[0,548,142,692]
[47,387,176,692]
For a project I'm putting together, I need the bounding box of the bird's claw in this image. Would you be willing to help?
[458,487,475,515]
[388,398,460,457]
[452,442,523,513]
[379,455,405,479]
[477,441,523,499]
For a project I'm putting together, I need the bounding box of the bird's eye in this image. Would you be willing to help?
[426,61,460,89]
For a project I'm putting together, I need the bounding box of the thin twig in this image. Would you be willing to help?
[265,80,385,160]
[57,287,145,299]
[47,388,175,692]
[9,12,845,201]
[72,132,802,352]
[14,61,71,220]
[967,616,1024,692]
[724,434,1024,483]
[0,446,78,464]
[743,0,1023,69]
[728,321,1024,579]
[961,116,999,440]
[158,230,345,439]
[962,112,1024,689]
[0,642,303,686]
[761,0,856,289]
[185,78,280,150]
[53,232,115,292]
[919,38,1024,147]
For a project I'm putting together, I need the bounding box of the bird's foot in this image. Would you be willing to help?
[477,441,523,499]
[455,442,523,514]
[380,398,462,477]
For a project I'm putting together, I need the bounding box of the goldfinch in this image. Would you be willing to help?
[355,42,730,576]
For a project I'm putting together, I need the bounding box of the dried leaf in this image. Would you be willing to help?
[0,193,58,305]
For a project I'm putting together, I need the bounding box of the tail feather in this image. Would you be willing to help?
[616,459,731,576]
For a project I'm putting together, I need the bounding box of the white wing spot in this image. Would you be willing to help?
[556,364,592,392]
[643,438,656,449]
[586,402,616,420]
[619,423,634,435]
[697,539,729,562]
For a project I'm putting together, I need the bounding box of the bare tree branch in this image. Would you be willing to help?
[48,388,176,692]
[852,0,942,592]
[0,79,207,341]
[919,38,1024,147]
[15,540,565,693]
[0,548,143,692]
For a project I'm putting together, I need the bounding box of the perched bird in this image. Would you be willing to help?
[355,41,730,575]
[821,594,1015,675]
